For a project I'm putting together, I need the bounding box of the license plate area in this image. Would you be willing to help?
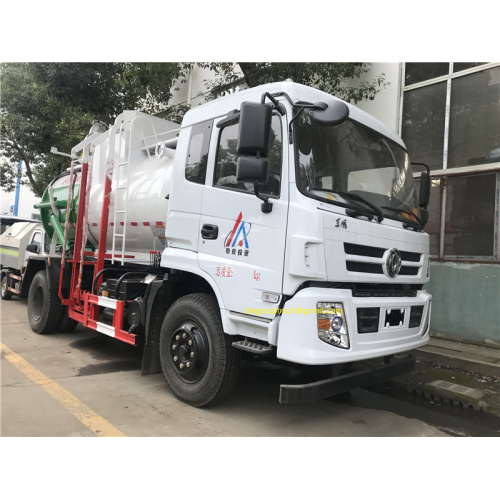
[385,308,405,327]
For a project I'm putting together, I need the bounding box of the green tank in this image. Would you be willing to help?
[35,170,81,247]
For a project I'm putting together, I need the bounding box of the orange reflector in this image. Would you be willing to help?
[318,318,331,330]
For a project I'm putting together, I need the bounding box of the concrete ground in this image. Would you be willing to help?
[0,298,455,437]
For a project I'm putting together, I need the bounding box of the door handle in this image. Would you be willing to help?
[201,224,219,240]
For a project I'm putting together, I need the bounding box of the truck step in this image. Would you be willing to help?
[232,340,274,355]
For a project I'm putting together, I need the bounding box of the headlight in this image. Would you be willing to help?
[317,302,349,349]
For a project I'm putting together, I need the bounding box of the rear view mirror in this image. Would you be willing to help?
[236,101,274,213]
[26,244,40,253]
[236,157,269,184]
[311,100,349,126]
[419,171,431,208]
[237,102,272,157]
[411,163,431,209]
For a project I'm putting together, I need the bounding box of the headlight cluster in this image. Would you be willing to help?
[317,302,349,349]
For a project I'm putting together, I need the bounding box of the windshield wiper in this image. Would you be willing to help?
[381,205,423,228]
[337,191,384,222]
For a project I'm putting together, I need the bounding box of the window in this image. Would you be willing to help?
[31,232,41,247]
[185,120,212,184]
[214,114,282,197]
[402,63,500,262]
[44,233,51,254]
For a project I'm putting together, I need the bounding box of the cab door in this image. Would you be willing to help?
[197,113,288,319]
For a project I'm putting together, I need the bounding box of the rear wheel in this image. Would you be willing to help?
[159,293,240,407]
[1,274,13,300]
[57,306,79,333]
[28,270,62,334]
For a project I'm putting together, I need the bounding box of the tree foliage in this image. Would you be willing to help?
[200,62,387,103]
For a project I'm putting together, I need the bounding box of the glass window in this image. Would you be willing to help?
[296,112,421,225]
[401,81,447,170]
[44,233,51,253]
[453,63,487,72]
[185,120,212,184]
[214,114,282,197]
[443,174,496,257]
[404,63,449,86]
[31,232,42,247]
[448,67,500,168]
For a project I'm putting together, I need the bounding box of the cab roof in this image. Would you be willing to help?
[181,81,406,149]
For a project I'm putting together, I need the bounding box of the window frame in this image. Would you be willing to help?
[185,119,214,185]
[400,62,500,263]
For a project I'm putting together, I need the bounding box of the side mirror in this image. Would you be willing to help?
[419,208,429,226]
[419,171,431,208]
[311,100,349,126]
[237,101,273,213]
[236,157,268,184]
[411,162,431,209]
[237,101,272,157]
[26,244,40,253]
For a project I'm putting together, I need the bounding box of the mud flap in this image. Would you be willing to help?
[279,354,415,404]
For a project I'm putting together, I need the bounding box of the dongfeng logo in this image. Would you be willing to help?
[384,248,402,278]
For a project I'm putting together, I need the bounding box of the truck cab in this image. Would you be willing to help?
[0,221,49,300]
[165,82,431,376]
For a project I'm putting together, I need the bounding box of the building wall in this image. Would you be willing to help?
[356,62,500,346]
[0,184,41,220]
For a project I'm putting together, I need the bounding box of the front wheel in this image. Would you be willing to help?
[1,274,13,300]
[28,270,62,334]
[159,293,240,407]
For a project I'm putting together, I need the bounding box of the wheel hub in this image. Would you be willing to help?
[170,321,208,383]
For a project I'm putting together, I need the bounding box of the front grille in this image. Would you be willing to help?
[398,266,419,276]
[352,289,417,297]
[357,307,380,333]
[346,262,383,274]
[409,305,424,327]
[344,243,384,258]
[400,250,421,262]
[344,242,422,276]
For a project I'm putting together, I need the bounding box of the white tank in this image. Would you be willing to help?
[84,111,179,263]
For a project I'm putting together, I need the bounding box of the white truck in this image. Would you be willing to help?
[1,221,48,300]
[27,81,432,406]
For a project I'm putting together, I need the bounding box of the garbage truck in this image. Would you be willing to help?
[27,81,432,406]
[1,221,47,300]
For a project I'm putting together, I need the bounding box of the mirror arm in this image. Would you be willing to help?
[260,92,286,115]
[411,162,430,174]
[254,180,273,214]
[288,107,306,144]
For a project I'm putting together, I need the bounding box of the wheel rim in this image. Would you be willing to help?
[169,320,209,383]
[1,278,7,296]
[31,284,44,321]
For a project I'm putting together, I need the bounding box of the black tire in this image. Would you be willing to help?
[1,274,13,300]
[57,306,79,333]
[159,293,240,407]
[27,270,63,334]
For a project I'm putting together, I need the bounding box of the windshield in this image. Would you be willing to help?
[296,110,420,223]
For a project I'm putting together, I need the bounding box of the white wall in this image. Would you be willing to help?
[352,63,402,133]
[0,185,41,219]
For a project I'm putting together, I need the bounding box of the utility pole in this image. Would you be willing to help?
[13,155,22,216]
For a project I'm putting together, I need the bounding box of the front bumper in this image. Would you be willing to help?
[276,287,431,365]
[280,354,415,404]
